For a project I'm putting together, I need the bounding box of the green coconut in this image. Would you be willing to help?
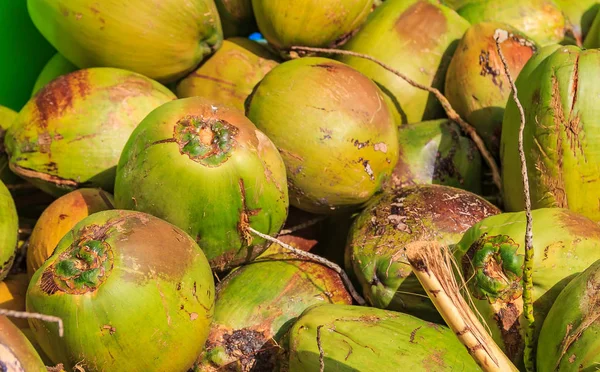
[246,57,398,214]
[26,210,215,371]
[537,259,600,371]
[346,184,499,322]
[215,0,257,38]
[582,7,600,49]
[454,208,600,367]
[445,22,537,158]
[0,105,18,184]
[0,316,46,372]
[457,0,566,46]
[176,38,279,112]
[337,0,469,124]
[27,0,223,83]
[391,119,482,193]
[501,45,600,222]
[0,180,18,281]
[252,0,373,50]
[285,304,482,371]
[196,236,351,371]
[114,97,288,270]
[0,0,55,112]
[4,68,175,196]
[31,53,78,96]
[554,0,599,44]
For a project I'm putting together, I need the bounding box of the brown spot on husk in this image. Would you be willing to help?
[10,163,80,188]
[35,70,90,127]
[493,301,523,361]
[205,327,278,371]
[547,75,568,208]
[395,1,447,50]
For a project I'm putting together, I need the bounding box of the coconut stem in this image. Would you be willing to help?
[248,227,366,305]
[0,309,63,337]
[288,45,502,195]
[404,241,518,372]
[494,29,535,372]
[278,216,326,236]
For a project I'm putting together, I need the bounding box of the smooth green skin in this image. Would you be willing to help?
[27,0,223,83]
[454,208,600,367]
[393,119,482,193]
[114,97,288,270]
[501,46,600,222]
[442,0,476,8]
[26,210,215,371]
[537,259,600,371]
[0,106,19,184]
[0,180,18,281]
[555,0,599,44]
[252,0,373,49]
[287,304,482,371]
[345,184,499,323]
[445,22,537,158]
[247,57,399,214]
[176,38,279,112]
[582,8,600,49]
[31,53,78,96]
[4,67,176,197]
[458,0,566,46]
[215,0,257,38]
[0,0,55,112]
[338,0,469,124]
[198,246,351,370]
[0,317,46,372]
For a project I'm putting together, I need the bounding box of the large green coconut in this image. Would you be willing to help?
[252,0,373,50]
[457,0,566,46]
[31,53,78,96]
[176,38,279,112]
[27,0,223,83]
[454,208,600,367]
[246,57,399,214]
[346,184,499,322]
[114,97,288,271]
[337,0,470,124]
[391,119,482,193]
[215,0,257,38]
[285,304,482,371]
[196,236,351,371]
[0,0,55,112]
[445,22,537,158]
[0,105,18,184]
[4,68,176,197]
[0,180,18,281]
[501,45,600,222]
[537,259,600,371]
[26,210,215,371]
[554,0,599,44]
[0,316,46,372]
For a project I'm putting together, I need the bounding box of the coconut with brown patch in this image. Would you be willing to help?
[114,97,288,271]
[445,22,537,158]
[537,259,600,371]
[454,208,600,368]
[26,210,215,371]
[285,304,482,370]
[345,184,499,323]
[0,180,18,281]
[0,316,46,372]
[176,38,279,112]
[391,119,482,193]
[26,188,114,278]
[457,0,566,46]
[195,235,351,371]
[252,0,372,50]
[502,45,600,222]
[4,68,176,196]
[246,57,399,214]
[337,0,470,124]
